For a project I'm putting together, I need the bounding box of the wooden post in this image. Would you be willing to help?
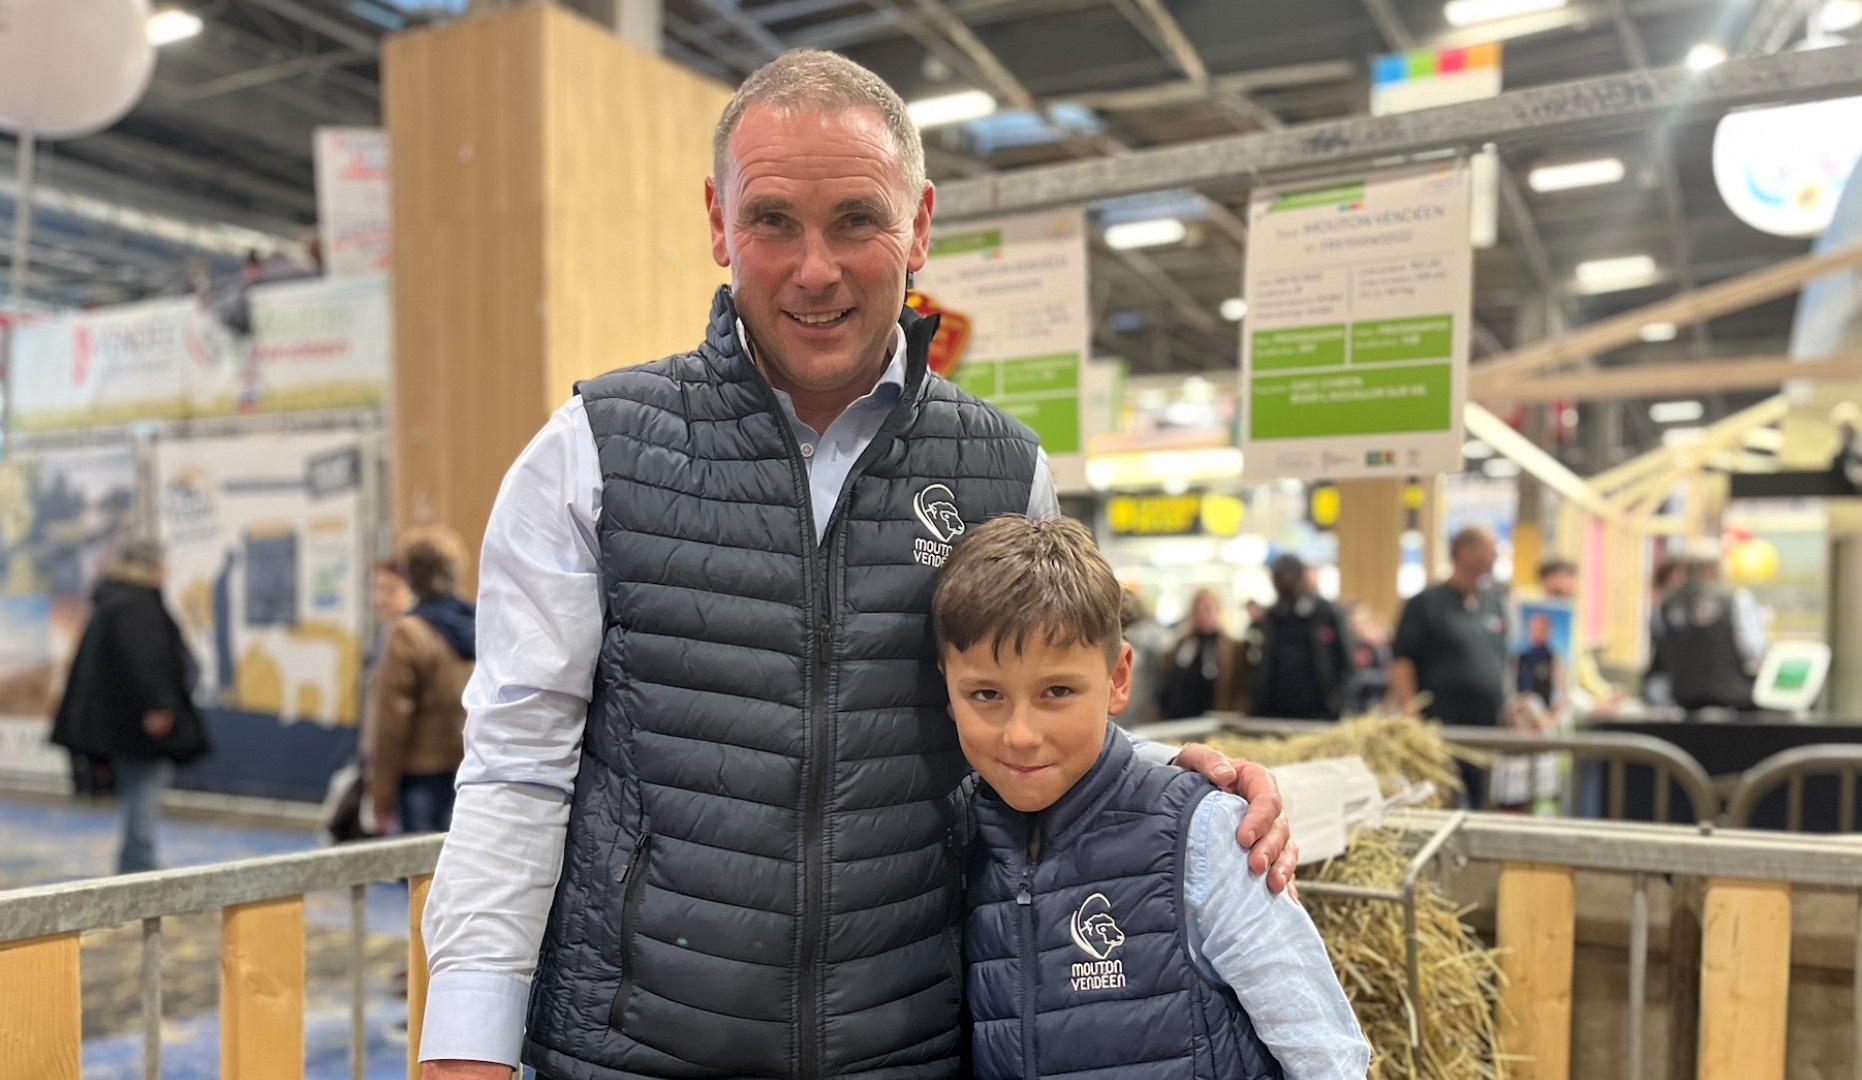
[384,4,730,576]
[1497,863,1575,1080]
[0,933,81,1080]
[1666,876,1704,1080]
[221,896,306,1080]
[1699,878,1792,1080]
[1334,478,1406,629]
[408,874,433,1080]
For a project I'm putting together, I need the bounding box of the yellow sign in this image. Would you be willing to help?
[1310,485,1342,528]
[1201,494,1246,537]
[1107,494,1203,537]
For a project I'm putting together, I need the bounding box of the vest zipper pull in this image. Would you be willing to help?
[1015,867,1033,906]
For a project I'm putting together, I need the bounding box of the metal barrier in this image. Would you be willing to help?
[1726,743,1862,831]
[1366,809,1862,1080]
[0,835,443,1080]
[1136,714,1723,827]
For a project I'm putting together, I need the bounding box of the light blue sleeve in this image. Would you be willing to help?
[1027,448,1060,520]
[1184,792,1371,1080]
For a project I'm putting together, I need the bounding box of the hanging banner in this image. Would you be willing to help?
[0,445,141,780]
[10,297,239,432]
[156,432,367,728]
[246,273,392,413]
[1241,163,1473,481]
[912,208,1092,490]
[315,127,392,278]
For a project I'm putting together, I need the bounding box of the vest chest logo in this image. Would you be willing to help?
[1068,892,1128,992]
[912,484,966,567]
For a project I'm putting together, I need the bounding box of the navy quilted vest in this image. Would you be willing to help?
[522,286,1040,1080]
[965,732,1285,1080]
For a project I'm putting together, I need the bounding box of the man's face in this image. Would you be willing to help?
[1192,593,1221,635]
[707,104,934,401]
[1530,615,1552,647]
[1456,533,1498,580]
[373,568,411,621]
[1542,568,1576,600]
[944,636,1132,813]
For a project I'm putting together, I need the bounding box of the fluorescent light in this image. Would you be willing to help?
[1444,0,1566,27]
[1220,298,1248,321]
[1528,157,1626,192]
[148,8,203,45]
[1651,400,1705,424]
[1483,458,1522,479]
[1822,0,1862,32]
[1687,43,1728,71]
[1576,254,1658,292]
[906,90,996,129]
[1640,322,1679,342]
[1463,438,1495,460]
[1663,426,1707,448]
[1104,218,1186,250]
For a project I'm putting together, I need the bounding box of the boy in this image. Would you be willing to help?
[934,517,1370,1080]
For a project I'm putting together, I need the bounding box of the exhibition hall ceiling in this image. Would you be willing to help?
[0,0,1855,464]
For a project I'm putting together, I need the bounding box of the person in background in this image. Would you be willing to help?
[1252,554,1355,721]
[1642,555,1691,706]
[1537,557,1619,710]
[51,541,211,873]
[328,561,418,843]
[1391,527,1508,805]
[369,527,476,835]
[1161,588,1250,719]
[1120,589,1171,729]
[1650,551,1765,712]
[1516,613,1561,707]
[1345,603,1393,715]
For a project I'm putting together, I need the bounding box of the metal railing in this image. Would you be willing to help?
[1726,744,1862,831]
[0,834,443,1080]
[1136,714,1722,826]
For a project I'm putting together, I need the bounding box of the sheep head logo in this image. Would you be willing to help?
[913,484,966,545]
[1069,893,1126,961]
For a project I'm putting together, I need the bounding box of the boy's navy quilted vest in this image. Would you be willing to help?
[965,732,1285,1080]
[523,287,1039,1079]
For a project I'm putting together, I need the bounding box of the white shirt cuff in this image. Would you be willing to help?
[418,970,531,1066]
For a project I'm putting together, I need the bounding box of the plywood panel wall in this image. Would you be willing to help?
[385,4,730,572]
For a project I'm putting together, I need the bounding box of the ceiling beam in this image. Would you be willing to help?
[934,42,1862,219]
[1486,353,1862,404]
[167,49,372,103]
[237,0,382,56]
[1738,0,1814,55]
[1109,0,1285,133]
[1470,243,1862,395]
[687,0,789,58]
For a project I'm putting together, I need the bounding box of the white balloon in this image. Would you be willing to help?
[0,0,156,140]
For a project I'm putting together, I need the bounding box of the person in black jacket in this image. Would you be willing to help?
[51,541,210,873]
[1252,555,1356,720]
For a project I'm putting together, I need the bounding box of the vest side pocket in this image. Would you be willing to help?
[607,830,653,1031]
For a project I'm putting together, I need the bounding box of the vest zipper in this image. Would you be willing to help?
[1017,821,1038,1080]
[608,831,654,1030]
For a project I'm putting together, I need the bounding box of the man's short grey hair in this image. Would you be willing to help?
[713,50,927,203]
[117,540,166,571]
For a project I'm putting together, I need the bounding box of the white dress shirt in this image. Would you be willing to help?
[420,323,1058,1065]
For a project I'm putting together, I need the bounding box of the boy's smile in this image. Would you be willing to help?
[944,635,1133,813]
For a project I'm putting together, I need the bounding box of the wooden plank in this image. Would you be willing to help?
[1699,878,1792,1080]
[407,875,433,1080]
[1487,352,1862,404]
[0,933,81,1080]
[221,896,306,1080]
[1334,479,1405,629]
[1469,243,1862,395]
[1666,876,1704,1080]
[1497,862,1575,1080]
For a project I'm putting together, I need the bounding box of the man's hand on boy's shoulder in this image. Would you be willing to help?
[1172,744,1299,900]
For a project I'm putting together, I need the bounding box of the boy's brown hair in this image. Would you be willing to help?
[932,516,1124,668]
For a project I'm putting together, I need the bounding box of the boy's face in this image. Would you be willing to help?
[943,635,1133,814]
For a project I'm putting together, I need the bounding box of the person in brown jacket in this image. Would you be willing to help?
[369,526,476,834]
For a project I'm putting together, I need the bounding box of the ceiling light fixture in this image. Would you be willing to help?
[1482,458,1522,479]
[1686,43,1728,71]
[1528,157,1627,192]
[1662,426,1707,448]
[1575,254,1658,292]
[148,8,204,46]
[1220,298,1248,321]
[1104,218,1187,250]
[1819,0,1862,33]
[1650,400,1706,424]
[1640,322,1679,342]
[1443,0,1567,28]
[906,90,997,129]
[1463,438,1495,460]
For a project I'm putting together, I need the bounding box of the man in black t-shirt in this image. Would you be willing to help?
[1391,526,1509,729]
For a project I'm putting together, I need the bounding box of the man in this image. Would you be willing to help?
[1537,557,1619,709]
[1650,552,1765,711]
[1252,554,1355,721]
[51,541,210,872]
[420,50,1292,1080]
